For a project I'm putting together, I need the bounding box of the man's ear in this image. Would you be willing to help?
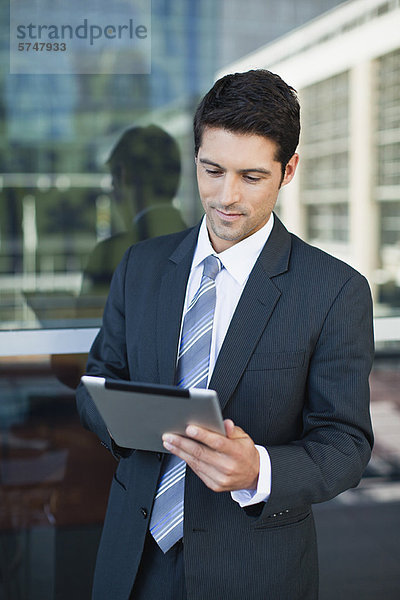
[281,153,299,187]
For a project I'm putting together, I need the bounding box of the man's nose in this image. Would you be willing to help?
[220,175,240,207]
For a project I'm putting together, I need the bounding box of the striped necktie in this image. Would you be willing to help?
[149,255,222,553]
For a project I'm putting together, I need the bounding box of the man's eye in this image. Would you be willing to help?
[206,169,223,176]
[244,175,260,183]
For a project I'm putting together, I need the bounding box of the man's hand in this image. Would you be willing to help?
[162,419,260,493]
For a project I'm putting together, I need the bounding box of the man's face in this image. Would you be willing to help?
[196,127,298,253]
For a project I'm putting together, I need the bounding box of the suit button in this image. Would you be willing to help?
[140,507,148,519]
[157,453,162,461]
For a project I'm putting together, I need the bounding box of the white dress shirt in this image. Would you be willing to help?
[180,214,274,507]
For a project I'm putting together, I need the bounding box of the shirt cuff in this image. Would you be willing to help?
[230,445,271,508]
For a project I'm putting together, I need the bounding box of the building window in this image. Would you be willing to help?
[300,71,350,242]
[306,203,349,243]
[380,200,400,246]
[376,49,400,308]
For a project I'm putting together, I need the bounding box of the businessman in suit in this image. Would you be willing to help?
[76,69,374,600]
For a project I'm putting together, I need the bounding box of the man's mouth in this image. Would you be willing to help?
[214,208,243,221]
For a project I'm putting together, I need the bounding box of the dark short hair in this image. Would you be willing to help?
[107,125,181,200]
[193,69,300,175]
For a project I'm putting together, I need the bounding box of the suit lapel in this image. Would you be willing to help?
[209,216,292,410]
[157,225,200,385]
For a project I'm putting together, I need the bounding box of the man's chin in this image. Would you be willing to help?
[212,224,245,243]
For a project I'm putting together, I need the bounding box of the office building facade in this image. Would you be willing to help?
[219,0,400,314]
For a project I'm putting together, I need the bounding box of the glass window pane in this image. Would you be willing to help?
[0,354,115,597]
[1,0,352,331]
[299,71,350,242]
[376,49,400,309]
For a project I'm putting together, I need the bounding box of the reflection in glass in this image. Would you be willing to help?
[80,125,186,304]
[0,355,115,598]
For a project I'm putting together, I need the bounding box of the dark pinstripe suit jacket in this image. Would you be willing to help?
[76,215,374,600]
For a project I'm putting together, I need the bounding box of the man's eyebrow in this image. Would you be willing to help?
[199,158,272,176]
[239,167,272,176]
[199,158,224,169]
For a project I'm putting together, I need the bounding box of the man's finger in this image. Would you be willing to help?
[163,432,222,464]
[184,425,229,452]
[224,419,235,436]
[224,419,248,439]
[163,434,235,485]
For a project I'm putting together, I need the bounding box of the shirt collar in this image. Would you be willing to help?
[193,213,275,286]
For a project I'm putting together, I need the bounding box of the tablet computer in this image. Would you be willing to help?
[81,375,225,453]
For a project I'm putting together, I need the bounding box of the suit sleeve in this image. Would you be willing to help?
[76,247,132,455]
[264,272,374,514]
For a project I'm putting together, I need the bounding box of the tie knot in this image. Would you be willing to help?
[202,255,221,281]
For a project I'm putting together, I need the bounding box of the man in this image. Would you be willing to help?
[76,69,374,600]
[81,124,186,298]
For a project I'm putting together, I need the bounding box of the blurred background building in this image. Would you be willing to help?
[0,0,399,598]
[218,0,400,317]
